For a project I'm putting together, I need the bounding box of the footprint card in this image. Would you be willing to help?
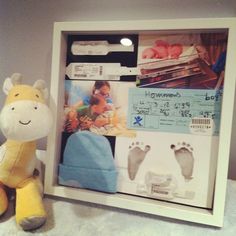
[115,131,219,209]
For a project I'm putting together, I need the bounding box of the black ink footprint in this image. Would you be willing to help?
[171,142,194,181]
[128,142,151,180]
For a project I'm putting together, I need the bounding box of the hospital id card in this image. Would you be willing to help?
[128,88,222,135]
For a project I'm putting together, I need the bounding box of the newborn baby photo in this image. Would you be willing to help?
[63,80,136,137]
[137,32,227,89]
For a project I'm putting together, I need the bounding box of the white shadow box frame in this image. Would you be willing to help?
[44,18,236,227]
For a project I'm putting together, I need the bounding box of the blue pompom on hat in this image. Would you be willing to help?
[58,131,118,193]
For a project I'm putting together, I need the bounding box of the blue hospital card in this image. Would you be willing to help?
[127,88,222,135]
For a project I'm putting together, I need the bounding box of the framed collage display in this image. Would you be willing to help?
[44,18,236,227]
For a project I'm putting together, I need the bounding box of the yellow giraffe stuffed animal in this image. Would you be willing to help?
[0,73,52,231]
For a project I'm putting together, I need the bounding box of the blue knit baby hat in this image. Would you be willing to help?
[59,131,118,193]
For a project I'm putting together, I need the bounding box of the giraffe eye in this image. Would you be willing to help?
[14,93,19,97]
[36,94,39,98]
[11,107,15,110]
[34,107,38,110]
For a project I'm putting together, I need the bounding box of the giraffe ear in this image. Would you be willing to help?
[11,73,23,85]
[33,80,49,100]
[3,78,13,95]
[2,73,23,95]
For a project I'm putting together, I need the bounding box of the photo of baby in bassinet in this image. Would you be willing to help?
[137,32,228,89]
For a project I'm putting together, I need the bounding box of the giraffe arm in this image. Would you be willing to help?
[0,144,6,163]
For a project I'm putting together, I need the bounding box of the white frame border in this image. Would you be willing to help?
[44,18,236,227]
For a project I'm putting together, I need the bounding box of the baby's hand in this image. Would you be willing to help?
[64,119,78,132]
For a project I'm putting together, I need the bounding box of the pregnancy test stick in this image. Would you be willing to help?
[66,63,140,80]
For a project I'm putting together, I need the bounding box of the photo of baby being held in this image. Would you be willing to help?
[64,80,135,137]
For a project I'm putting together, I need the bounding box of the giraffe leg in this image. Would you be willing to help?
[15,177,46,231]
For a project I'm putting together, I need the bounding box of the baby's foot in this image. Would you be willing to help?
[128,142,151,180]
[170,142,194,181]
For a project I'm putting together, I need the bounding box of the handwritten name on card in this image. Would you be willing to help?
[128,88,222,135]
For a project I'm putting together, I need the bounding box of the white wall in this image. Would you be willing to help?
[0,0,236,179]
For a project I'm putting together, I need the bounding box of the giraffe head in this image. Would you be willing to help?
[0,73,53,141]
